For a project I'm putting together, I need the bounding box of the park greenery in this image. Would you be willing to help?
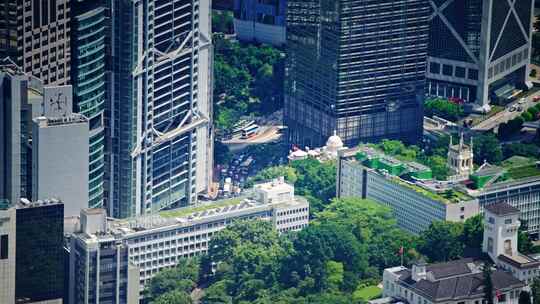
[499,103,540,140]
[248,158,336,214]
[424,98,465,122]
[145,199,540,304]
[213,36,285,130]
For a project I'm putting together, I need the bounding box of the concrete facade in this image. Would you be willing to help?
[32,115,89,217]
[0,206,16,304]
[69,181,309,300]
[233,0,287,46]
[337,147,479,235]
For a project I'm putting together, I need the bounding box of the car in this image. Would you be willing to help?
[518,98,527,104]
[509,105,517,112]
[518,105,523,112]
[534,96,540,102]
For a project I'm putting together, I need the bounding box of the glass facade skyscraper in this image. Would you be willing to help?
[285,0,430,148]
[426,0,534,112]
[72,0,108,209]
[106,0,213,218]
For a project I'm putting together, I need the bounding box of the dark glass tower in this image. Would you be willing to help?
[285,0,430,147]
[15,200,64,303]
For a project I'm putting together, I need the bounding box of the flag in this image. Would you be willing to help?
[398,246,404,256]
[495,290,502,301]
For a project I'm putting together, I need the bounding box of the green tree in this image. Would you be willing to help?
[418,221,464,262]
[144,258,200,301]
[531,278,540,304]
[474,133,503,165]
[291,159,336,213]
[248,166,298,186]
[201,281,233,304]
[520,291,532,304]
[502,143,539,159]
[423,155,449,180]
[151,290,193,304]
[522,111,534,122]
[461,215,484,249]
[483,263,494,304]
[324,261,344,291]
[424,98,465,121]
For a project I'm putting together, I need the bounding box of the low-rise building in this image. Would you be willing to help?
[69,180,309,301]
[382,259,525,304]
[337,146,479,234]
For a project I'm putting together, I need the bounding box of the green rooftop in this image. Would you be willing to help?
[159,196,246,218]
[355,146,432,180]
[391,177,473,204]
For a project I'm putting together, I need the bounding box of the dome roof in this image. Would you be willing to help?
[326,131,344,151]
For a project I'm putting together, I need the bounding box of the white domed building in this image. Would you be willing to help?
[288,131,346,162]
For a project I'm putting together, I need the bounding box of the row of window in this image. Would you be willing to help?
[429,62,479,80]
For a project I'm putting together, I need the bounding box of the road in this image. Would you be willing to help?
[472,94,539,131]
[222,126,282,145]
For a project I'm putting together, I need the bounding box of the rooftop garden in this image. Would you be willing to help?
[391,176,473,204]
[507,164,540,180]
[159,197,245,218]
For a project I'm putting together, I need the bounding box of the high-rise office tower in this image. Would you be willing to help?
[285,0,430,147]
[15,199,64,304]
[71,0,107,210]
[0,65,43,205]
[0,0,72,85]
[426,0,534,112]
[32,115,90,217]
[0,1,17,60]
[105,0,213,218]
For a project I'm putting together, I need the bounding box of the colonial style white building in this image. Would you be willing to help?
[483,203,540,285]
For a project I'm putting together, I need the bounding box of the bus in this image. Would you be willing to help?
[241,124,259,139]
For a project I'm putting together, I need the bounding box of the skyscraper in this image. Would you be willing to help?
[0,65,43,205]
[285,0,430,147]
[426,0,534,112]
[0,203,15,304]
[3,0,72,85]
[71,0,107,209]
[101,0,213,218]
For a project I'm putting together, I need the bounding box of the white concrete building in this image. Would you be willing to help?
[382,259,525,304]
[32,115,89,217]
[69,180,309,300]
[337,146,479,234]
[483,203,540,285]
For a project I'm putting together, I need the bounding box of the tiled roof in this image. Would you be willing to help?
[396,259,524,302]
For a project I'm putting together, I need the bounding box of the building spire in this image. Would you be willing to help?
[459,132,464,150]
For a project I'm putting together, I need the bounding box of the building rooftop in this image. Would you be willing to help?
[498,254,540,269]
[484,202,520,216]
[391,259,524,303]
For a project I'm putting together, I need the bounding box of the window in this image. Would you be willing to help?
[0,235,8,259]
[468,69,479,80]
[430,62,440,74]
[442,64,453,76]
[488,217,495,224]
[455,67,466,78]
[505,219,512,224]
